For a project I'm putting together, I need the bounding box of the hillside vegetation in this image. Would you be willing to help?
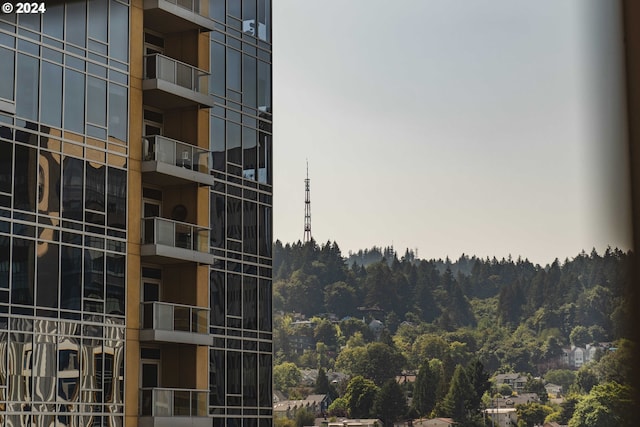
[272,240,636,426]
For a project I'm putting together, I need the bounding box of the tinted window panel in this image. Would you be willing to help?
[11,238,35,305]
[87,77,107,127]
[16,54,39,121]
[107,167,126,229]
[0,141,12,193]
[108,83,127,143]
[41,61,63,127]
[64,69,85,134]
[109,0,129,62]
[210,193,225,248]
[226,49,240,91]
[88,0,108,42]
[62,157,84,220]
[13,144,36,212]
[60,245,82,310]
[0,47,14,101]
[106,253,124,315]
[42,3,64,39]
[210,270,225,327]
[66,1,87,47]
[36,242,59,308]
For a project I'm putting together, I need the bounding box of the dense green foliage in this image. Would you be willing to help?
[272,240,636,424]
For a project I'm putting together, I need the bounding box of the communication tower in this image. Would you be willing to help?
[304,161,312,243]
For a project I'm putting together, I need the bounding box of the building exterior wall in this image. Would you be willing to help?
[0,1,273,426]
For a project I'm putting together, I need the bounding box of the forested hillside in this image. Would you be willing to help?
[272,239,636,426]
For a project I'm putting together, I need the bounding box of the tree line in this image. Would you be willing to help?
[272,239,637,426]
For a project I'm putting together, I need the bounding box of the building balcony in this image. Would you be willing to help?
[144,0,215,33]
[139,387,209,427]
[143,54,214,109]
[140,301,210,346]
[141,217,214,264]
[142,135,214,187]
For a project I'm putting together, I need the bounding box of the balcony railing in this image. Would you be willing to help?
[140,387,208,417]
[144,54,208,95]
[162,0,201,14]
[142,217,208,253]
[143,135,210,173]
[141,301,208,334]
[143,0,215,33]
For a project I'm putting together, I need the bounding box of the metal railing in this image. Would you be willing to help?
[144,53,209,94]
[140,387,208,417]
[141,301,209,334]
[143,135,210,173]
[141,217,209,253]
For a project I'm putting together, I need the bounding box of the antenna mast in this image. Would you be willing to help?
[303,160,312,243]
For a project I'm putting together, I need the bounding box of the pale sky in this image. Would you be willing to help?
[271,1,632,265]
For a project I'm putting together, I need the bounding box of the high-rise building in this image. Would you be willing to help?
[0,1,273,426]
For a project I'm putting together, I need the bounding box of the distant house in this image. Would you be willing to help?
[410,418,457,427]
[561,343,612,369]
[274,394,332,419]
[493,373,528,393]
[483,407,518,427]
[491,393,539,408]
[328,419,382,427]
[368,319,384,338]
[544,383,562,397]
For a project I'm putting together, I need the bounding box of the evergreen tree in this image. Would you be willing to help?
[439,364,474,423]
[315,367,330,394]
[466,358,490,410]
[372,379,408,427]
[412,359,437,417]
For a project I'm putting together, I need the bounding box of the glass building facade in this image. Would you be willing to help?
[0,0,272,426]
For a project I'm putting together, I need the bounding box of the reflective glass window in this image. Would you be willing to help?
[226,351,241,395]
[243,55,256,107]
[210,270,225,327]
[107,167,126,229]
[242,127,256,180]
[16,54,39,121]
[64,69,85,134]
[62,157,84,220]
[227,273,241,316]
[211,42,225,96]
[66,1,87,47]
[257,60,270,111]
[84,249,104,300]
[211,115,225,171]
[85,163,105,212]
[36,242,59,308]
[258,204,271,256]
[258,278,271,331]
[210,193,225,248]
[42,3,64,39]
[257,0,270,42]
[209,349,225,406]
[0,47,14,101]
[105,253,124,316]
[226,196,241,240]
[88,0,108,42]
[211,0,225,21]
[227,122,241,165]
[39,151,62,217]
[13,144,36,212]
[0,141,12,193]
[19,14,41,32]
[11,238,35,305]
[228,0,240,18]
[243,352,257,406]
[87,77,107,127]
[40,61,63,127]
[0,234,9,288]
[60,245,81,310]
[226,48,240,91]
[243,276,257,329]
[243,200,257,254]
[258,353,271,406]
[108,83,127,143]
[109,0,129,63]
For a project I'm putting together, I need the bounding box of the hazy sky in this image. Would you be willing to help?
[271,1,631,265]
